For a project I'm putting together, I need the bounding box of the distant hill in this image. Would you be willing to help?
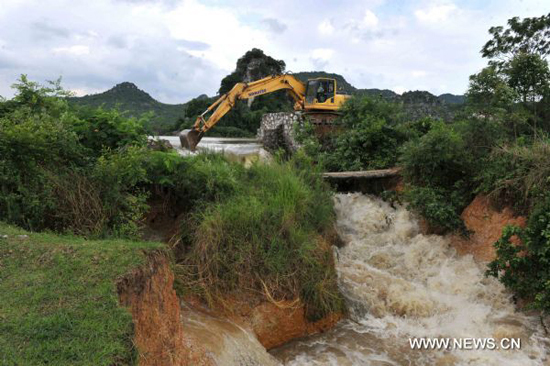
[69,82,184,134]
[438,93,466,104]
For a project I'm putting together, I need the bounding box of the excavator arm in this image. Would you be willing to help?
[180,74,306,150]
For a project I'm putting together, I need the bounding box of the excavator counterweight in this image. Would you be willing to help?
[179,74,349,151]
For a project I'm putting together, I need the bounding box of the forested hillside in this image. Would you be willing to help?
[69,82,184,134]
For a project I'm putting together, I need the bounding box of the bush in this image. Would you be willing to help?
[400,122,473,188]
[399,123,479,232]
[0,77,150,236]
[177,154,345,320]
[0,108,86,230]
[296,96,405,172]
[487,196,550,313]
[477,139,550,213]
[404,185,468,233]
[72,107,148,155]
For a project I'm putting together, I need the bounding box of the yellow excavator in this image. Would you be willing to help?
[180,74,350,150]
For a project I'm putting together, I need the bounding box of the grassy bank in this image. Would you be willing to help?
[0,222,163,365]
[173,153,345,321]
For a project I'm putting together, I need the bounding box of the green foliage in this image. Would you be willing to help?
[400,123,473,188]
[466,66,517,112]
[482,13,550,67]
[73,107,148,155]
[487,196,550,313]
[177,153,345,320]
[404,185,468,233]
[296,96,406,172]
[0,222,163,365]
[399,122,484,232]
[0,76,150,236]
[507,52,550,103]
[476,139,550,212]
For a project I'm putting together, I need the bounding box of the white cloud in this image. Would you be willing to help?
[318,19,335,35]
[52,45,90,56]
[415,2,458,23]
[0,0,548,102]
[311,48,334,61]
[164,0,269,71]
[310,48,334,70]
[411,70,427,77]
[363,10,379,28]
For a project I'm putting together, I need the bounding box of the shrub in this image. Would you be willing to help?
[399,123,479,232]
[404,185,468,233]
[0,109,86,230]
[296,96,405,172]
[323,115,403,171]
[72,107,148,155]
[477,138,550,212]
[487,196,550,313]
[0,77,150,236]
[400,123,473,188]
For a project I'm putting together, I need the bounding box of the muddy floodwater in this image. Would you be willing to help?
[271,194,549,365]
[166,135,549,365]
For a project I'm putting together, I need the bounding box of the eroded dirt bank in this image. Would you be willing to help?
[117,252,214,366]
[448,194,526,262]
[117,252,342,365]
[198,297,343,350]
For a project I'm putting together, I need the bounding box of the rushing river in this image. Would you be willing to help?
[169,134,549,365]
[271,193,549,365]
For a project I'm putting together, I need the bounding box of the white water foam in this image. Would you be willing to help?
[272,193,549,365]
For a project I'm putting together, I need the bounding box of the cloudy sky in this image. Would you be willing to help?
[0,0,547,103]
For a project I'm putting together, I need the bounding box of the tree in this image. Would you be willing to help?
[482,13,550,68]
[466,66,516,111]
[507,52,550,103]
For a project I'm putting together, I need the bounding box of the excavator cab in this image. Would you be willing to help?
[305,78,335,104]
[304,78,346,111]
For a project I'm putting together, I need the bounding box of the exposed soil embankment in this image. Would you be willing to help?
[118,251,342,365]
[212,298,343,350]
[117,252,214,366]
[448,195,526,262]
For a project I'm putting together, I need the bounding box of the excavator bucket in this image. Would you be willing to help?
[179,129,203,151]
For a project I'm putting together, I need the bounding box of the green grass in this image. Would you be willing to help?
[0,222,164,366]
[178,154,346,321]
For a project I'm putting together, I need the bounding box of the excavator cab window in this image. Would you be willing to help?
[306,79,335,105]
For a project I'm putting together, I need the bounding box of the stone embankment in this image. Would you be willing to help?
[257,112,302,152]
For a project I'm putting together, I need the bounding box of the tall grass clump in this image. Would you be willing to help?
[178,153,345,320]
[477,138,550,213]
